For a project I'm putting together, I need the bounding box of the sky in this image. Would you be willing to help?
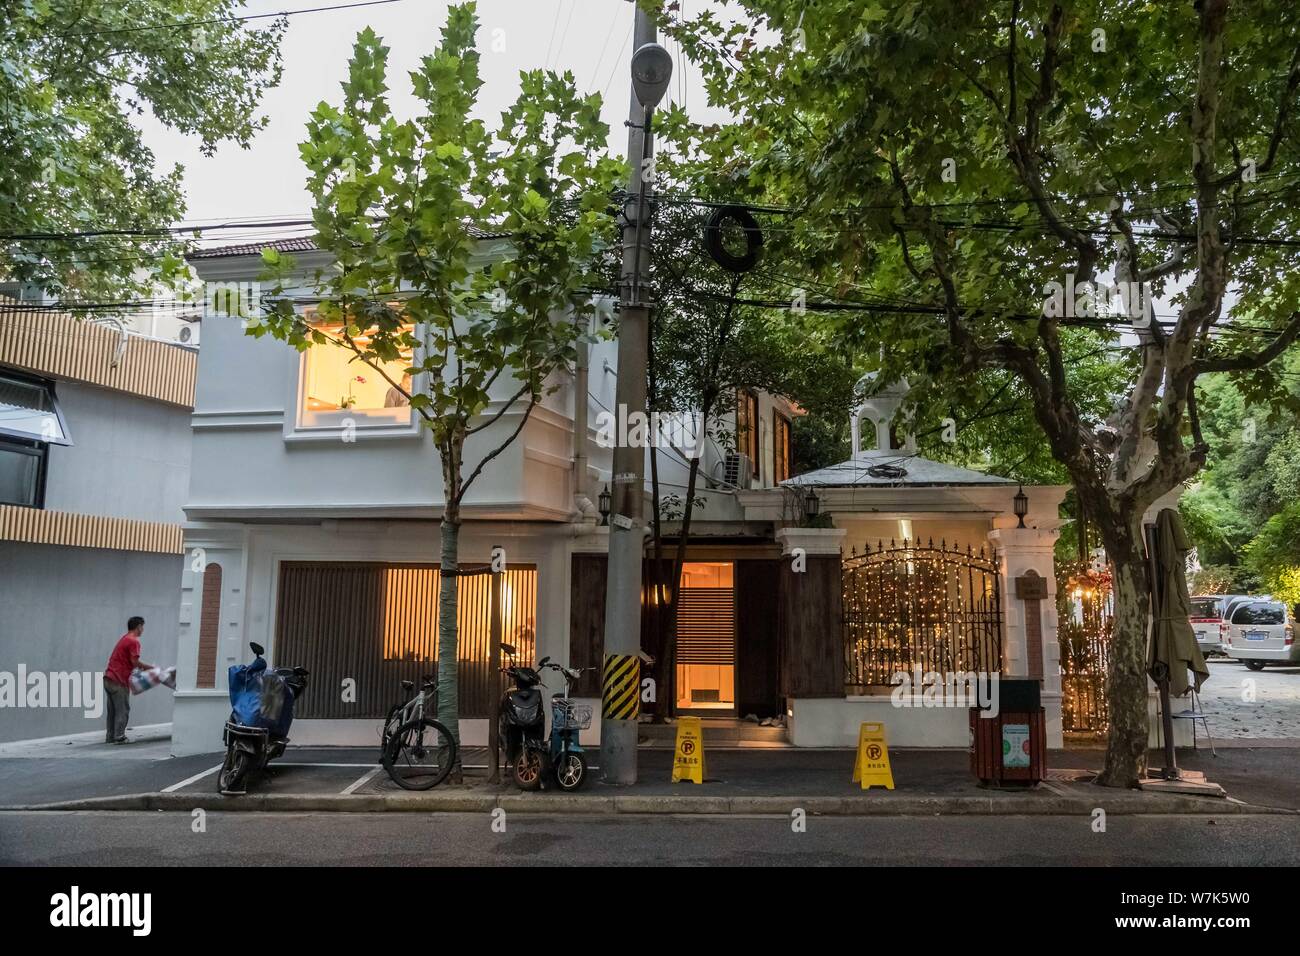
[138,0,715,238]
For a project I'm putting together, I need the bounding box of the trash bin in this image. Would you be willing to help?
[970,679,1046,787]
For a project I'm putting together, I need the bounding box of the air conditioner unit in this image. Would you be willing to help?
[723,452,753,489]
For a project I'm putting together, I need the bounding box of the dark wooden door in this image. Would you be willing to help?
[779,554,845,697]
[735,558,781,718]
[568,554,608,697]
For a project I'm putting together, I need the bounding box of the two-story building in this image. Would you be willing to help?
[174,237,1071,757]
[0,300,193,742]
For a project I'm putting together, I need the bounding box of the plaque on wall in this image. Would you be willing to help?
[1015,573,1048,601]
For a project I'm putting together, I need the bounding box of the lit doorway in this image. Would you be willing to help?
[676,562,735,713]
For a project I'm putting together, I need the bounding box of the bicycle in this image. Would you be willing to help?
[379,674,457,790]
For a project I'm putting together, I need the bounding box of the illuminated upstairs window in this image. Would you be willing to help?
[297,309,415,429]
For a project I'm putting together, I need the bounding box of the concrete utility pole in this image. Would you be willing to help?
[600,2,672,786]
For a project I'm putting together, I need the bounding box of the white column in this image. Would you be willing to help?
[988,525,1064,747]
[775,526,847,557]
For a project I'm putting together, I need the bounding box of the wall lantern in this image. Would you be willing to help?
[598,484,612,526]
[803,487,821,521]
[1013,484,1029,528]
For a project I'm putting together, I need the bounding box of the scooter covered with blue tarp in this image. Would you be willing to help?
[218,642,308,795]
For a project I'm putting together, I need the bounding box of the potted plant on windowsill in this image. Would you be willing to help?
[339,374,366,409]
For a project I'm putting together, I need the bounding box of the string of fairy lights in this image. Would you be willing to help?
[843,539,1001,688]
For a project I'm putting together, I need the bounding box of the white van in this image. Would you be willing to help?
[1222,600,1298,670]
[1188,594,1246,654]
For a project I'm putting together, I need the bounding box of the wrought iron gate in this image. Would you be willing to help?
[842,539,1003,690]
[1056,563,1113,735]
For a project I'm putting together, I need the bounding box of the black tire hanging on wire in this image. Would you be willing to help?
[704,204,763,273]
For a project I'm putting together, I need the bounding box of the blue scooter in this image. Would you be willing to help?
[218,641,309,795]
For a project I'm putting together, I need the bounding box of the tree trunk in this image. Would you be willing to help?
[1094,513,1151,788]
[437,508,462,777]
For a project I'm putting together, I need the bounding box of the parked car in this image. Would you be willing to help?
[1188,594,1247,655]
[1222,599,1298,670]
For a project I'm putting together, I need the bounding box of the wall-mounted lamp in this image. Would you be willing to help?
[598,484,612,526]
[803,487,821,522]
[1013,484,1029,529]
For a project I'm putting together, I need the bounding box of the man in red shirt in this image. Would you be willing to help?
[104,616,153,744]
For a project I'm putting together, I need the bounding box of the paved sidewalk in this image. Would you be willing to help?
[4,741,1296,816]
[0,723,173,758]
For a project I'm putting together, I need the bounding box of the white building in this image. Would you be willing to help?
[0,300,194,742]
[173,237,1075,757]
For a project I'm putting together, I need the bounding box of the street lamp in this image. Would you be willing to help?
[602,12,672,788]
[631,43,673,110]
[626,42,673,310]
[1014,484,1029,529]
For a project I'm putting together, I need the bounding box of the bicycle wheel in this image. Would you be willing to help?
[382,717,457,790]
[379,702,404,758]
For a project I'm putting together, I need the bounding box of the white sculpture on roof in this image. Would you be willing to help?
[851,371,917,456]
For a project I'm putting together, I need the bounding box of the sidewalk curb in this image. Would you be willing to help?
[2,790,1293,816]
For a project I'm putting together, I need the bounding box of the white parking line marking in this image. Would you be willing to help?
[341,766,383,795]
[162,764,222,792]
[276,762,374,768]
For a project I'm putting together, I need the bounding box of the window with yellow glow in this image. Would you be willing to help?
[298,310,415,427]
[381,566,537,663]
[676,561,735,711]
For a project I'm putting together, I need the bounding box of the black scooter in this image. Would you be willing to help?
[497,643,590,791]
[218,642,309,795]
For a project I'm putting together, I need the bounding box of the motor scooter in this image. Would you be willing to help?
[497,643,591,791]
[218,641,308,795]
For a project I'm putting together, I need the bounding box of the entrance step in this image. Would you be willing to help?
[637,719,791,749]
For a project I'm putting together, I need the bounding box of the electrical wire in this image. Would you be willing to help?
[50,0,412,39]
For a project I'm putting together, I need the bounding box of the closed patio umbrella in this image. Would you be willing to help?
[1146,507,1210,780]
[1148,508,1210,697]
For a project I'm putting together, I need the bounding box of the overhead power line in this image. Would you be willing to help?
[51,0,411,39]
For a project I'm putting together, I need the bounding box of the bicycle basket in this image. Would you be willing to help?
[553,699,592,731]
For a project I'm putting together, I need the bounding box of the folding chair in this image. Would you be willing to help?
[1168,689,1217,756]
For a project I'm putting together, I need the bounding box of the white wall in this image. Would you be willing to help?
[0,544,182,742]
[171,518,581,755]
[790,697,970,748]
[44,381,192,523]
[0,381,191,743]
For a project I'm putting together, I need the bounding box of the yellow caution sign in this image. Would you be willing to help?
[671,716,706,784]
[851,722,895,790]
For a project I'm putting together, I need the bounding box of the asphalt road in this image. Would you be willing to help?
[1,811,1296,866]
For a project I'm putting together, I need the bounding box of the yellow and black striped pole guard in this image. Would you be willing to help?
[602,653,641,721]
